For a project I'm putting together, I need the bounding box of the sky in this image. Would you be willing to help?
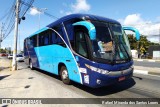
[0,0,160,51]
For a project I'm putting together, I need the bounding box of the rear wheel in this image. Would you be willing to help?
[60,66,71,84]
[29,60,34,70]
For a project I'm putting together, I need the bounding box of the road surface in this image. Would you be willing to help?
[0,57,160,107]
[134,60,160,68]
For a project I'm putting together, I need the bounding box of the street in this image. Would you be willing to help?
[134,60,160,68]
[18,61,160,98]
[0,57,160,106]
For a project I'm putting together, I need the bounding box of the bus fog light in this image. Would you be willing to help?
[97,79,101,84]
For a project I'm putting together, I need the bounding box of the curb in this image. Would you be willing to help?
[134,70,148,75]
[133,59,160,62]
[134,69,160,76]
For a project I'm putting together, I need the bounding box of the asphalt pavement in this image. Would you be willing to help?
[134,60,160,68]
[0,57,160,107]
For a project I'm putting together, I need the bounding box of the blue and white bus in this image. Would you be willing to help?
[24,14,140,88]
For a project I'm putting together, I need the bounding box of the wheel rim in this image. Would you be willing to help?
[62,70,68,80]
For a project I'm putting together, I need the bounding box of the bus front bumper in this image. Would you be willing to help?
[86,67,133,88]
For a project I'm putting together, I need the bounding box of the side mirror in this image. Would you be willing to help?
[72,21,96,40]
[123,27,140,41]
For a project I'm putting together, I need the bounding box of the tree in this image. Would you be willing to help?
[0,48,12,54]
[0,49,6,53]
[127,34,159,55]
[128,34,138,50]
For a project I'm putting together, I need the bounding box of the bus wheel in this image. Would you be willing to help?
[60,66,70,84]
[29,60,34,70]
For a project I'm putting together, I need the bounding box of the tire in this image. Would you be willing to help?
[60,66,71,84]
[29,60,34,70]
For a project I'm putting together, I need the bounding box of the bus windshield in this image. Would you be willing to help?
[110,23,132,62]
[91,21,131,63]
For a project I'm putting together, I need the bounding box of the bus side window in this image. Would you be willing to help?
[28,38,34,48]
[64,23,75,49]
[39,33,44,46]
[75,30,88,58]
[51,27,66,47]
[51,31,56,44]
[33,36,37,47]
[56,27,63,44]
[44,32,49,46]
[24,39,27,55]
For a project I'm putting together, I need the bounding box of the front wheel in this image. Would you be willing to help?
[60,66,71,84]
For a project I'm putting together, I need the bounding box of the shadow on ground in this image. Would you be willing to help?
[0,75,10,80]
[33,68,136,96]
[18,67,30,70]
[72,78,136,96]
[0,67,10,71]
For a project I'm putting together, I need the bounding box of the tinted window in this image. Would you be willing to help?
[44,34,49,45]
[51,31,57,44]
[50,26,64,45]
[56,27,63,43]
[33,36,37,47]
[27,38,34,48]
[91,21,113,61]
[39,31,50,46]
[75,30,88,58]
[39,33,44,46]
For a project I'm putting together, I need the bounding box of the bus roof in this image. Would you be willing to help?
[47,14,120,28]
[26,14,120,39]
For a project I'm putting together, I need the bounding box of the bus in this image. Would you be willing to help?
[24,14,140,88]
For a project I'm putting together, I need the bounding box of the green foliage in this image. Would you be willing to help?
[127,34,159,54]
[128,34,137,50]
[0,48,11,54]
[0,48,6,53]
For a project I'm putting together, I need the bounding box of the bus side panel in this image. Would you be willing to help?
[77,56,134,88]
[75,56,99,87]
[34,46,54,74]
[32,49,39,68]
[24,46,30,65]
[34,45,82,84]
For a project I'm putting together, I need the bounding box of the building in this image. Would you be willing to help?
[147,45,160,59]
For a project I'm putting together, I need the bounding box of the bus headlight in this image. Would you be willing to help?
[85,64,109,75]
[101,69,109,75]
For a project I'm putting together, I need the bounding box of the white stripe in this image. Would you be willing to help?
[148,60,156,62]
[137,59,143,61]
[47,27,83,84]
[134,70,148,75]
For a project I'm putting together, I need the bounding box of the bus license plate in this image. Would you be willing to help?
[119,76,125,81]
